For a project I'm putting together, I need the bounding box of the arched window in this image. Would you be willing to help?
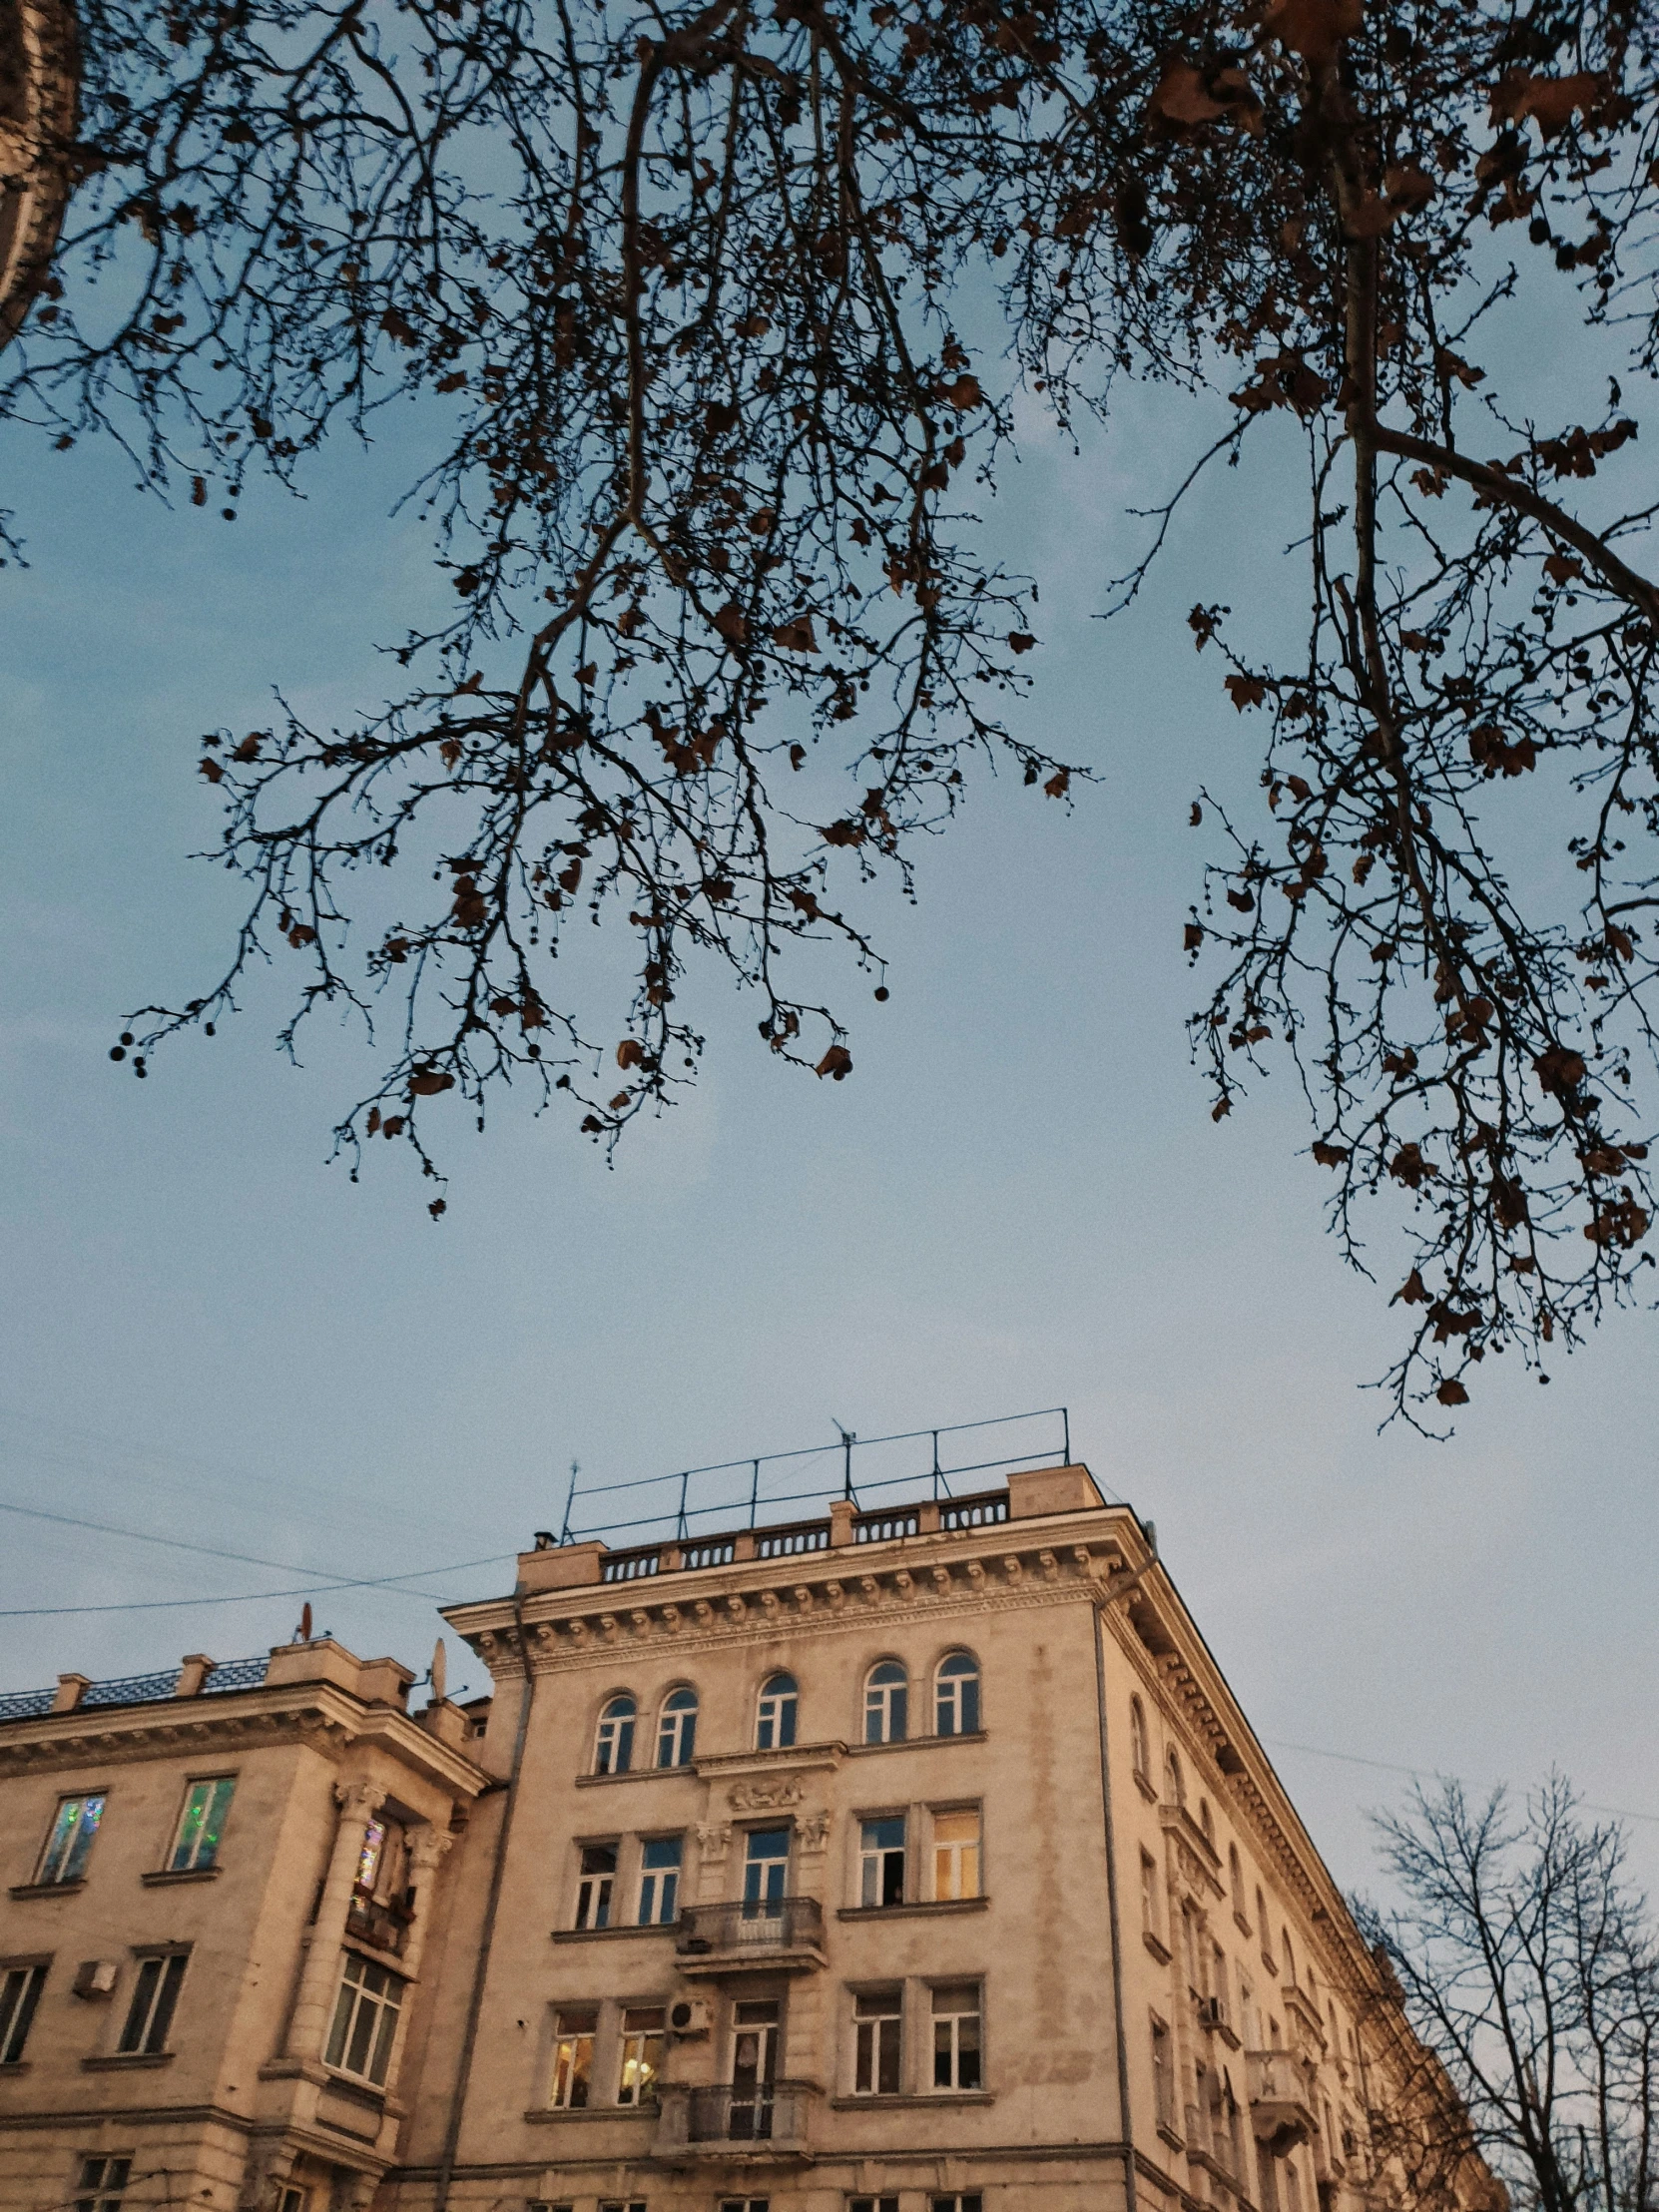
[1166,1749,1186,1809]
[1229,1844,1247,1922]
[864,1660,908,1745]
[1283,1930,1297,1986]
[1257,1888,1271,1954]
[757,1672,799,1751]
[1129,1697,1150,1782]
[1198,1799,1214,1846]
[594,1694,637,1775]
[934,1651,980,1736]
[656,1687,698,1768]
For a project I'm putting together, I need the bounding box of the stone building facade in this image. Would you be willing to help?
[0,1461,1489,2212]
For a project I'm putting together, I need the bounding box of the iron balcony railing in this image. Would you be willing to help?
[687,2080,814,2144]
[676,1898,825,1956]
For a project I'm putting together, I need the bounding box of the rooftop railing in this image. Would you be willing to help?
[590,1487,1015,1585]
[0,1654,270,1721]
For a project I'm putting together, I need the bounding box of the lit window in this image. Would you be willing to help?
[863,1662,907,1745]
[170,1778,236,1873]
[638,1836,682,1926]
[1166,1750,1185,1808]
[119,1950,189,2056]
[617,2006,665,2104]
[932,1808,981,1900]
[323,1953,402,2084]
[931,1982,982,2090]
[74,2157,132,2212]
[551,2006,598,2107]
[934,1652,980,1736]
[575,1844,617,1931]
[0,1962,47,2062]
[756,1673,798,1751]
[1129,1697,1150,1781]
[595,1695,637,1775]
[656,1688,697,1768]
[37,1796,106,1886]
[853,1988,901,2094]
[1151,2015,1174,2131]
[859,1817,906,1909]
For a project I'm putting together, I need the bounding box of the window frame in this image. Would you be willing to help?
[862,1661,908,1746]
[574,1841,619,1931]
[550,2004,598,2108]
[930,1805,982,1902]
[74,2154,133,2212]
[323,1949,404,2086]
[756,1673,799,1751]
[36,1793,107,1886]
[857,1814,907,1909]
[637,1834,683,1926]
[1166,1749,1185,1809]
[0,1958,48,2064]
[933,1650,980,1737]
[655,1688,698,1770]
[1129,1695,1150,1783]
[851,1986,903,2096]
[616,2005,665,2106]
[168,1775,237,1874]
[117,1947,189,2057]
[1150,2012,1175,2134]
[594,1694,638,1776]
[928,1979,982,2092]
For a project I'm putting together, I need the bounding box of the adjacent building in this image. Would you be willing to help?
[0,1459,1492,2212]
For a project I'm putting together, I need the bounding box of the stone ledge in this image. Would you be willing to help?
[141,1867,221,1888]
[836,1898,989,1923]
[8,1881,84,1901]
[82,2051,175,2071]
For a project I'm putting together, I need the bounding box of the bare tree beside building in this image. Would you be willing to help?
[1355,1778,1659,2212]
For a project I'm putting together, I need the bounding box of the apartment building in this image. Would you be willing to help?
[396,1460,1481,2212]
[0,1638,488,2212]
[0,1455,1490,2212]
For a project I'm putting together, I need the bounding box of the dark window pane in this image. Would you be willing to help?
[119,1958,162,2052]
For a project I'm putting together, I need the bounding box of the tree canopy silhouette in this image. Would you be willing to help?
[7,0,1659,1421]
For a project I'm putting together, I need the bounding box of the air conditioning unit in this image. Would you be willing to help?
[73,1959,119,1999]
[1198,1995,1230,2031]
[669,1997,712,2038]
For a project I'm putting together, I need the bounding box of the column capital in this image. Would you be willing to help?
[407,1824,453,1877]
[333,1778,386,1820]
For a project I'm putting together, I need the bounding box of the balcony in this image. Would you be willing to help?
[674,1899,827,1976]
[1247,2049,1318,2150]
[346,1892,412,1956]
[654,2081,816,2162]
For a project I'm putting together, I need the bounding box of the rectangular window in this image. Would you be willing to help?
[118,1950,188,2056]
[1212,1941,1230,2012]
[638,1836,682,1927]
[1151,2015,1174,2132]
[74,2156,132,2212]
[1140,1851,1159,1940]
[0,1961,47,2063]
[575,1843,618,1931]
[859,1817,906,1908]
[169,1778,236,1873]
[38,1796,106,1886]
[322,1952,402,2085]
[849,2199,898,2212]
[931,1981,982,2090]
[277,2190,306,2212]
[932,1808,981,1901]
[551,2005,598,2107]
[617,2006,665,2105]
[743,1828,790,1913]
[526,2202,573,2212]
[721,2200,770,2212]
[930,2198,983,2212]
[598,2200,646,2212]
[853,1988,901,2095]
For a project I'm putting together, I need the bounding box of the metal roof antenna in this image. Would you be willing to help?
[559,1460,580,1545]
[831,1419,856,1502]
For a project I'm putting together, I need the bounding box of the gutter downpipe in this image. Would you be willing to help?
[1094,1525,1160,2212]
[433,1587,535,2212]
